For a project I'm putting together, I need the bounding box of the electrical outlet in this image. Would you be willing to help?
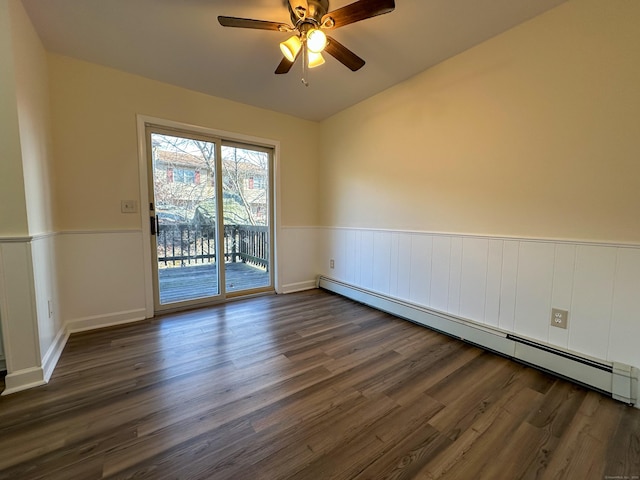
[330,259,335,269]
[551,308,568,329]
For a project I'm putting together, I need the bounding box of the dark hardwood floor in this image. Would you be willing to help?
[0,289,638,479]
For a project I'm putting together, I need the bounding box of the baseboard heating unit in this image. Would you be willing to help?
[318,276,638,407]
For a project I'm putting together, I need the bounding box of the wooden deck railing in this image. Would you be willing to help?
[157,223,269,270]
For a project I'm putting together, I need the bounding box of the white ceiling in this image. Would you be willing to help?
[21,0,566,122]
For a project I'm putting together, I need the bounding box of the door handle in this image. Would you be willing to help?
[150,215,157,236]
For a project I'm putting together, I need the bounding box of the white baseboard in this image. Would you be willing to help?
[42,326,70,382]
[2,326,69,395]
[66,308,147,333]
[1,310,146,395]
[2,366,45,395]
[280,280,317,294]
[318,275,638,407]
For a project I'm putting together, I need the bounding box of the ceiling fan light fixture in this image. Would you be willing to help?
[308,51,325,68]
[306,28,327,53]
[219,0,397,77]
[280,35,302,62]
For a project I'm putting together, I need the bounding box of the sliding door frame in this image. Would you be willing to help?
[136,115,281,317]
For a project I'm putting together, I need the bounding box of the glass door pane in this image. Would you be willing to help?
[221,143,272,293]
[149,131,221,307]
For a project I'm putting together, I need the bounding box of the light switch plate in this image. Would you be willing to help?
[121,200,138,213]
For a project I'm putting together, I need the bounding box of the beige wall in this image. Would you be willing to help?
[0,0,62,392]
[0,0,29,237]
[7,0,61,359]
[48,55,321,231]
[9,0,55,235]
[319,0,640,244]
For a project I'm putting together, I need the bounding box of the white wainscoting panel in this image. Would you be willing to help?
[30,235,67,382]
[56,231,147,328]
[447,237,463,316]
[430,236,451,312]
[318,227,640,385]
[392,233,412,301]
[548,243,576,349]
[459,237,489,323]
[334,228,347,283]
[514,241,555,343]
[0,323,4,370]
[0,286,4,368]
[409,234,432,306]
[372,232,391,295]
[0,240,45,394]
[498,241,519,332]
[569,246,617,360]
[30,235,63,361]
[609,248,640,369]
[388,233,399,298]
[484,240,503,328]
[0,241,41,371]
[359,230,374,291]
[343,229,357,285]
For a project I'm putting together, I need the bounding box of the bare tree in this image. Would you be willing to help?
[151,133,269,227]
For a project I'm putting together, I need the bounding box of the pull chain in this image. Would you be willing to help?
[301,40,309,86]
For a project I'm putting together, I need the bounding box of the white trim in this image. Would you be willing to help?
[0,232,58,243]
[0,235,33,243]
[280,225,321,230]
[137,115,280,149]
[280,280,317,294]
[2,366,45,395]
[30,231,58,241]
[41,326,69,382]
[65,308,147,334]
[57,229,142,236]
[318,226,640,249]
[0,230,144,243]
[136,115,155,319]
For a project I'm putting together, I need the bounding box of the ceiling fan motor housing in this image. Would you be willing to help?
[291,0,329,26]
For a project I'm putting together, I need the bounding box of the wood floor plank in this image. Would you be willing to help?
[427,365,537,442]
[103,366,336,475]
[352,418,453,480]
[0,289,639,480]
[604,403,640,478]
[420,385,541,479]
[539,391,628,480]
[279,393,439,480]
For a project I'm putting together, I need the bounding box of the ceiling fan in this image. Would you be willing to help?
[218,0,395,84]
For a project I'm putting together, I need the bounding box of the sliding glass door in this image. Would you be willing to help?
[146,126,273,311]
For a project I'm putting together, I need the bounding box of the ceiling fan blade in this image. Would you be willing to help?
[325,36,365,71]
[322,0,395,29]
[275,56,295,74]
[218,16,289,31]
